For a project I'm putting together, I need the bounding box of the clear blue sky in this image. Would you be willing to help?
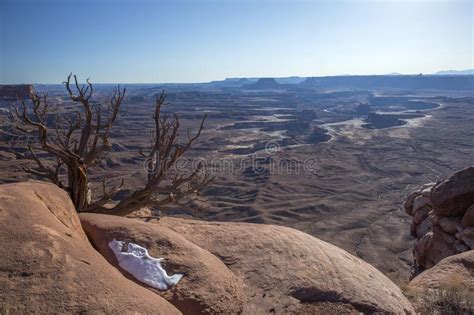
[0,0,472,84]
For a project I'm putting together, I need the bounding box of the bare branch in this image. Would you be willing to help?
[90,178,125,207]
[87,92,210,216]
[24,145,65,188]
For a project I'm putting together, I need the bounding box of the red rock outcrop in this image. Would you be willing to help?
[1,181,415,314]
[408,250,474,312]
[404,167,474,271]
[80,213,244,315]
[81,214,414,314]
[0,181,180,314]
[409,250,474,290]
[159,217,414,313]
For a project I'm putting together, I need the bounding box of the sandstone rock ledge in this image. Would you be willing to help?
[80,213,244,314]
[409,250,474,291]
[0,181,415,314]
[81,213,414,314]
[407,250,474,312]
[0,181,179,314]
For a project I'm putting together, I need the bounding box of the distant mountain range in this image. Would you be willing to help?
[299,75,474,90]
[433,69,474,75]
[219,69,474,84]
[207,72,474,91]
[385,69,474,76]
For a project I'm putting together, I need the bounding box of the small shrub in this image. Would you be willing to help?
[408,275,474,315]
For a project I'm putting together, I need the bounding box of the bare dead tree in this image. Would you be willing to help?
[87,91,212,216]
[13,74,211,215]
[13,74,124,211]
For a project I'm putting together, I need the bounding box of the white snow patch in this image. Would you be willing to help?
[108,239,183,291]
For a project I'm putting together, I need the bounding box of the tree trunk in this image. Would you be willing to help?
[68,162,89,212]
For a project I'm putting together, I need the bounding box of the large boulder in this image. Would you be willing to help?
[0,181,180,314]
[155,217,415,314]
[414,250,474,287]
[408,251,474,310]
[80,213,244,315]
[431,167,474,216]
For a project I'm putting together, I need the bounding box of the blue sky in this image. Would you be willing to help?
[0,0,472,83]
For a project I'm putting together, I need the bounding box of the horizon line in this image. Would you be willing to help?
[3,70,474,86]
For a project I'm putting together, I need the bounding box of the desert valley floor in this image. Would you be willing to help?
[1,80,473,282]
